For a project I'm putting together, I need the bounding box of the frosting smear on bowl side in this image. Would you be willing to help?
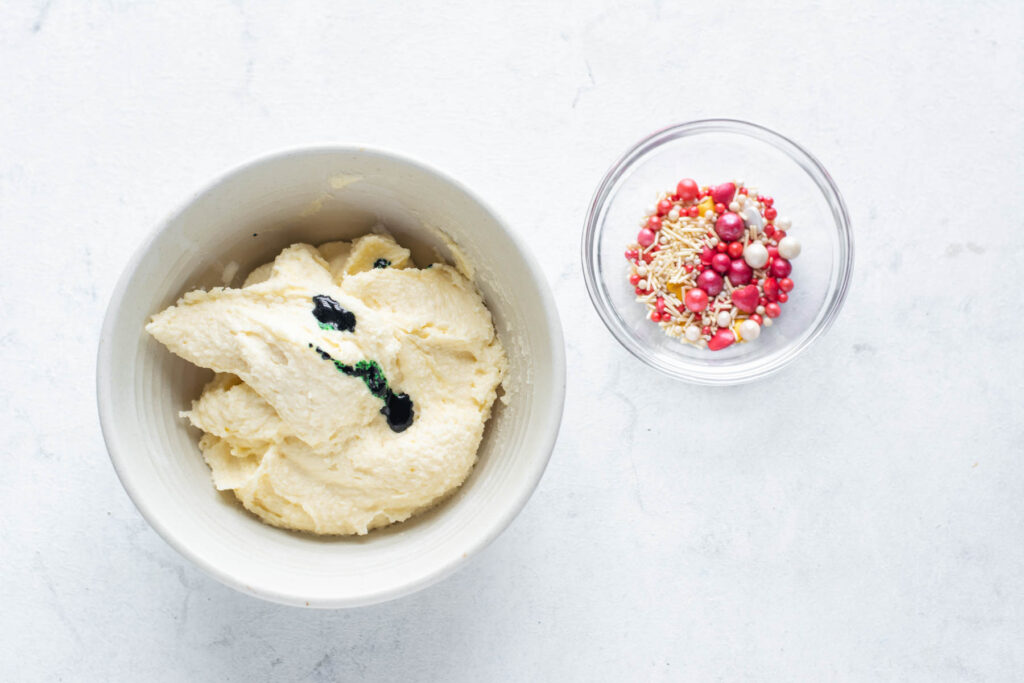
[146,233,507,535]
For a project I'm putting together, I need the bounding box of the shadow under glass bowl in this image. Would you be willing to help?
[581,119,854,385]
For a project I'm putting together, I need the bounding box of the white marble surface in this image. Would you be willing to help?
[2,1,1022,680]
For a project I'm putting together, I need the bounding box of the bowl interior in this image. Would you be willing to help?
[98,149,564,607]
[585,121,851,383]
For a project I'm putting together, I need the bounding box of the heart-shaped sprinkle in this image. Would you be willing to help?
[731,284,759,313]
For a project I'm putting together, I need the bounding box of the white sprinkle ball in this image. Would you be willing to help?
[709,237,719,247]
[776,217,792,230]
[756,305,766,315]
[778,236,801,259]
[743,242,769,269]
[638,279,648,289]
[764,317,773,327]
[685,325,701,342]
[637,265,647,276]
[739,319,760,341]
[716,311,732,328]
[728,201,740,212]
[668,208,680,221]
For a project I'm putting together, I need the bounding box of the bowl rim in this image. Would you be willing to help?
[581,118,854,384]
[96,144,566,608]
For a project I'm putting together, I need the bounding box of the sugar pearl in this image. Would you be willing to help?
[668,208,680,221]
[763,317,773,327]
[716,311,732,327]
[708,237,719,247]
[778,236,801,259]
[637,266,647,276]
[685,325,701,342]
[743,242,769,269]
[638,279,648,289]
[776,217,792,230]
[739,319,760,341]
[728,201,740,212]
[756,305,766,315]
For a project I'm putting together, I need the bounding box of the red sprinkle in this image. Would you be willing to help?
[727,241,744,259]
[711,252,732,273]
[764,207,778,221]
[708,328,736,351]
[685,288,709,312]
[779,278,794,292]
[657,199,672,216]
[765,302,782,318]
[676,179,699,201]
[770,258,792,279]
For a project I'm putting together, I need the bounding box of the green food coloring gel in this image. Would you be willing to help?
[309,345,414,433]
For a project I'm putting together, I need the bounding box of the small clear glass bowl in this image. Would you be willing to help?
[582,119,854,384]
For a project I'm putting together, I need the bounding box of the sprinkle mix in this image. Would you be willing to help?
[624,179,802,351]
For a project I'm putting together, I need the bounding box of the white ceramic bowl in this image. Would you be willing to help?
[97,147,565,608]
